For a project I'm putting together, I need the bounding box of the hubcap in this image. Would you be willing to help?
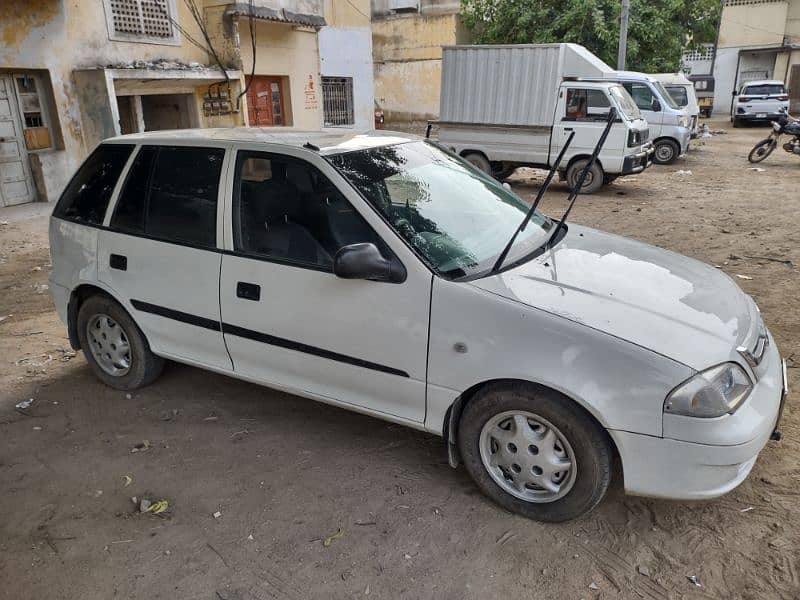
[479,410,577,503]
[86,314,131,376]
[655,145,674,161]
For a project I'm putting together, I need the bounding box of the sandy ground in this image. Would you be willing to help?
[0,120,798,600]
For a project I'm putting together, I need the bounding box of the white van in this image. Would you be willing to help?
[592,71,692,164]
[49,130,787,523]
[652,72,701,136]
[435,44,653,193]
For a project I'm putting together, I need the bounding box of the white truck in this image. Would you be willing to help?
[434,43,654,193]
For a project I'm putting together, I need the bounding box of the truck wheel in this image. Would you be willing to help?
[653,139,680,164]
[77,295,164,391]
[566,160,603,194]
[457,382,613,522]
[463,152,492,175]
[602,174,618,185]
[493,165,517,180]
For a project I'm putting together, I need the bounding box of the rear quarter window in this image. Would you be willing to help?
[53,144,134,225]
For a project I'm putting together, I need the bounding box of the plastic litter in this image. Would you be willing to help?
[674,170,693,176]
[323,527,344,547]
[15,398,34,410]
[213,511,222,519]
[687,575,702,587]
[735,274,753,280]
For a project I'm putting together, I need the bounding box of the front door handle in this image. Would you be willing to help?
[236,281,261,301]
[110,254,127,271]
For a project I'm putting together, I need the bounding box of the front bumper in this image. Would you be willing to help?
[622,143,655,174]
[610,342,787,500]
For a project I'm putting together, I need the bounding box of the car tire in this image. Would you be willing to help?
[463,152,492,175]
[77,295,164,391]
[652,139,680,164]
[566,159,603,194]
[493,164,517,180]
[458,382,613,522]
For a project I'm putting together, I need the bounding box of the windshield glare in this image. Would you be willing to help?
[328,141,553,279]
[609,85,642,121]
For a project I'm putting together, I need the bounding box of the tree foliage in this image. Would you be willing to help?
[460,0,721,73]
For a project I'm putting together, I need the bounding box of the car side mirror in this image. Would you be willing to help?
[333,243,406,283]
[652,99,661,111]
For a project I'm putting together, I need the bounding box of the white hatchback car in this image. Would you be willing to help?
[49,130,788,522]
[732,79,790,127]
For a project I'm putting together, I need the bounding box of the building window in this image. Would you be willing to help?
[104,0,180,45]
[13,74,53,150]
[321,77,355,127]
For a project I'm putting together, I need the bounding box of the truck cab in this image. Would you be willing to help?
[592,72,692,164]
[652,72,701,137]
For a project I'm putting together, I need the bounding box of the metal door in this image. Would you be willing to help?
[245,76,285,126]
[0,76,35,206]
[790,65,800,113]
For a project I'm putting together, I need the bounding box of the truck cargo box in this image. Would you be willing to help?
[440,43,613,128]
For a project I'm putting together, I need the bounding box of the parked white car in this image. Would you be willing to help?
[49,130,788,522]
[732,80,790,127]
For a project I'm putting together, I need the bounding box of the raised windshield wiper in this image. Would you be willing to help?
[546,108,618,250]
[491,131,576,274]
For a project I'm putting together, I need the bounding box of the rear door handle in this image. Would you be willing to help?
[110,254,127,271]
[236,281,261,301]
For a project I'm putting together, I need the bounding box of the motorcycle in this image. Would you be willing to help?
[748,109,800,163]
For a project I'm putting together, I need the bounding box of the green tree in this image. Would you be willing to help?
[460,0,721,73]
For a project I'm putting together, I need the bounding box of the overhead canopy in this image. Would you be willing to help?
[223,3,326,28]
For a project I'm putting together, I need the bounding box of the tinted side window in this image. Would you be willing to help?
[233,151,388,270]
[53,144,134,225]
[110,146,156,234]
[623,83,657,111]
[110,146,224,249]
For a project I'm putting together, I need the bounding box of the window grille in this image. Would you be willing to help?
[723,0,785,6]
[322,77,355,127]
[682,44,714,62]
[106,0,177,43]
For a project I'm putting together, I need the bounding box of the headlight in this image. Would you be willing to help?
[678,115,690,129]
[664,362,752,418]
[773,122,782,132]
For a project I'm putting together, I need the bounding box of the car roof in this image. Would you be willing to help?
[651,73,691,86]
[103,128,421,155]
[741,79,785,88]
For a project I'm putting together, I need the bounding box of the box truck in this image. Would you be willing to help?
[433,44,654,193]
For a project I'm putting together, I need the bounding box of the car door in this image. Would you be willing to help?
[219,147,431,423]
[98,144,232,371]
[623,82,663,137]
[552,87,616,160]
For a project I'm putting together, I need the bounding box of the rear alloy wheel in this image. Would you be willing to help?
[653,139,680,164]
[463,152,492,175]
[458,383,613,522]
[566,159,604,194]
[748,139,776,163]
[77,295,164,391]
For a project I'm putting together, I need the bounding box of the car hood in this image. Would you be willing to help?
[471,224,757,370]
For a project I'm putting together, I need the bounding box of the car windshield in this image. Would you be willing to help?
[665,85,689,107]
[328,141,554,279]
[608,85,642,120]
[652,81,680,110]
[742,84,785,96]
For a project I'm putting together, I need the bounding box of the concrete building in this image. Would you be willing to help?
[713,0,800,115]
[371,0,468,124]
[0,0,376,207]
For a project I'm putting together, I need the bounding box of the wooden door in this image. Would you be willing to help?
[790,65,800,113]
[0,76,35,206]
[245,76,285,126]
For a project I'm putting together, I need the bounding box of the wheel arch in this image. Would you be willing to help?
[442,378,622,481]
[67,283,140,351]
[564,153,604,173]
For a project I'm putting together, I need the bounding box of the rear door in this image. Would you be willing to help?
[740,83,787,116]
[218,147,431,422]
[98,144,232,371]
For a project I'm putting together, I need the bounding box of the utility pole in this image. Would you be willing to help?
[617,0,630,70]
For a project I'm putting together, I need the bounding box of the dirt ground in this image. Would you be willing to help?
[1,120,798,600]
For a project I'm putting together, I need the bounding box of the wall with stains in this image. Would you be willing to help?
[372,12,467,124]
[0,0,237,200]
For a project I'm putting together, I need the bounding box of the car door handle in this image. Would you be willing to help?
[236,281,261,301]
[110,254,127,271]
[563,127,574,131]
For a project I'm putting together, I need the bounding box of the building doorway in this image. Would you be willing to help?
[116,93,198,134]
[0,75,36,206]
[245,76,286,126]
